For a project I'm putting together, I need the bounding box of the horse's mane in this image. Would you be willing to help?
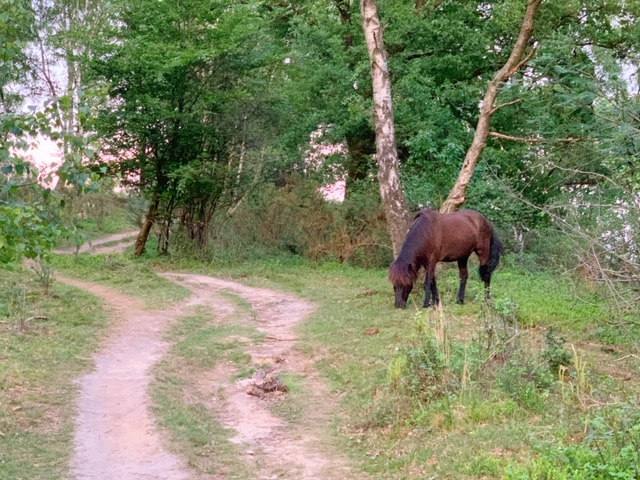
[388,210,434,287]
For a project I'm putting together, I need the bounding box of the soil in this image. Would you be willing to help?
[61,235,363,480]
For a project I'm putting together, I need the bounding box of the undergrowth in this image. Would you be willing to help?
[0,266,107,480]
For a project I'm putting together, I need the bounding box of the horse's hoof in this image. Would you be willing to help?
[456,300,464,305]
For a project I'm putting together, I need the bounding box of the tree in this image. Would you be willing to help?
[360,0,409,256]
[0,0,101,263]
[440,0,543,213]
[88,0,290,255]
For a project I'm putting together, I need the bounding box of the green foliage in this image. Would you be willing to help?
[0,203,61,262]
[542,328,573,373]
[1,7,108,265]
[505,404,640,479]
[87,0,293,254]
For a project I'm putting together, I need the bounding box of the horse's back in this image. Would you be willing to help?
[435,210,492,260]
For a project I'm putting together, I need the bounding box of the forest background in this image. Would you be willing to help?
[1,0,639,273]
[3,0,640,478]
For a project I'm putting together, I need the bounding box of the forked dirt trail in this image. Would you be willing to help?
[63,237,362,480]
[162,273,359,480]
[54,230,138,255]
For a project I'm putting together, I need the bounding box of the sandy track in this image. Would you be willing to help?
[62,277,191,480]
[163,273,359,480]
[63,269,362,479]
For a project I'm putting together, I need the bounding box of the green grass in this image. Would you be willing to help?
[4,248,639,479]
[159,255,637,478]
[48,253,189,309]
[0,267,108,480]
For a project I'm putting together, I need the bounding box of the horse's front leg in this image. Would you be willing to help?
[457,257,469,304]
[423,267,438,308]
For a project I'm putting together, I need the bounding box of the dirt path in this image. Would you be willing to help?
[162,273,358,480]
[54,230,138,255]
[63,277,191,480]
[62,243,361,479]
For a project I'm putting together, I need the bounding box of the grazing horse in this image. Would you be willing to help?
[388,209,503,309]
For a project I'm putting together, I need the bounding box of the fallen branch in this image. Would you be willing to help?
[266,335,298,342]
[614,354,638,362]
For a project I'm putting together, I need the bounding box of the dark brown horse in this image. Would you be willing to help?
[389,209,503,308]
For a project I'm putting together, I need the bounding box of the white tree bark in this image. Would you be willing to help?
[360,0,409,257]
[440,0,543,213]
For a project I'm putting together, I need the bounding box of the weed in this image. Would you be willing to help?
[495,358,550,412]
[30,256,56,295]
[571,344,591,405]
[541,328,572,372]
[388,313,457,402]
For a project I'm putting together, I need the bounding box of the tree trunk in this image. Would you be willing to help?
[134,196,159,257]
[360,0,409,257]
[440,0,543,213]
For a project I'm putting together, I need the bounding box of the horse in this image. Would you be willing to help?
[388,209,503,309]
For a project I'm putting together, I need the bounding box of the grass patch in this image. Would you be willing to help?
[49,253,189,309]
[5,246,639,479]
[0,267,108,480]
[150,306,255,479]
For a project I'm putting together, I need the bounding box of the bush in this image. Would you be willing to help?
[207,178,393,267]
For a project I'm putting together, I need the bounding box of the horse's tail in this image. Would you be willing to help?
[487,231,503,274]
[388,259,415,287]
[480,230,503,281]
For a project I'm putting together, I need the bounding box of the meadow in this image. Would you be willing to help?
[2,243,639,479]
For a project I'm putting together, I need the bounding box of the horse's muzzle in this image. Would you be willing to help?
[394,286,411,308]
[394,300,407,309]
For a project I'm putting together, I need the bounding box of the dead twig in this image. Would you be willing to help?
[614,354,639,362]
[265,335,298,342]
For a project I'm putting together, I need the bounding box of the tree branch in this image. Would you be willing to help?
[489,98,523,115]
[488,131,588,144]
[505,44,538,79]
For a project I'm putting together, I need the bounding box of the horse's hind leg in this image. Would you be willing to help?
[479,264,492,301]
[431,277,439,305]
[477,240,492,302]
[457,257,469,304]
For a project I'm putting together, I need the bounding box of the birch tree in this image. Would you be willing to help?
[360,0,409,257]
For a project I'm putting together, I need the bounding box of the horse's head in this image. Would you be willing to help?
[389,260,416,309]
[394,282,413,308]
